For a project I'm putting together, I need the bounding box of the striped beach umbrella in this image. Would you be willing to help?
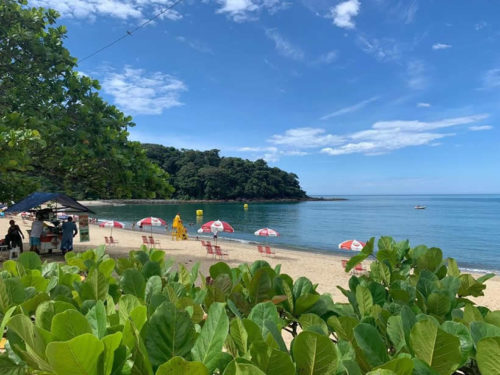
[198,220,234,234]
[338,239,366,251]
[136,217,167,227]
[254,228,280,237]
[99,220,125,234]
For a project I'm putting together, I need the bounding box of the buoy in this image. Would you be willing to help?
[243,204,248,209]
[196,209,203,216]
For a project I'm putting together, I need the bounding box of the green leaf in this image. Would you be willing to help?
[223,359,266,375]
[0,354,27,375]
[102,332,123,375]
[51,309,92,341]
[121,269,146,299]
[440,321,473,365]
[374,358,413,375]
[0,277,25,314]
[210,262,232,280]
[229,318,248,356]
[191,302,229,372]
[156,356,209,375]
[35,300,77,331]
[387,316,407,353]
[353,323,389,367]
[250,341,295,375]
[476,336,500,375]
[80,268,109,301]
[447,258,460,277]
[46,333,104,375]
[409,319,461,375]
[293,277,314,300]
[98,258,116,278]
[295,294,320,316]
[327,315,358,342]
[86,300,107,339]
[249,267,275,304]
[18,252,42,271]
[145,275,163,303]
[299,313,329,336]
[248,302,281,333]
[345,238,374,272]
[356,285,373,317]
[144,301,196,368]
[293,331,338,375]
[470,321,500,345]
[426,293,451,317]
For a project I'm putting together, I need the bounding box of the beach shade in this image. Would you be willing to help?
[198,220,234,234]
[136,217,167,234]
[254,228,280,237]
[99,220,125,234]
[338,239,366,251]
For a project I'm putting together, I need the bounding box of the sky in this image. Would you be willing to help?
[31,0,500,195]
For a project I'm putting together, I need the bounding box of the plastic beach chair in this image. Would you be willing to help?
[149,236,161,248]
[265,246,275,256]
[109,236,119,246]
[257,245,265,255]
[206,243,215,258]
[104,237,110,245]
[215,245,228,259]
[142,236,150,246]
[353,263,366,275]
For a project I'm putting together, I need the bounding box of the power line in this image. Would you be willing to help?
[79,0,184,63]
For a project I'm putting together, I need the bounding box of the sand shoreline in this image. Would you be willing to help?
[1,216,498,310]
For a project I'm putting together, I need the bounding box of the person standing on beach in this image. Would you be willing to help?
[30,216,43,253]
[7,220,24,252]
[61,217,78,255]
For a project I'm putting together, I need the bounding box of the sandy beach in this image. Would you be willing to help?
[1,216,499,310]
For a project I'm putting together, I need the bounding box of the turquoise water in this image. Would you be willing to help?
[91,195,500,273]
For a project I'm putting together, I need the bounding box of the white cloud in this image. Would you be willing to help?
[417,102,431,108]
[269,128,344,148]
[236,146,307,162]
[475,21,488,31]
[175,36,213,54]
[469,125,493,131]
[269,114,488,156]
[406,60,428,90]
[321,96,379,120]
[214,0,288,22]
[357,36,401,62]
[329,0,360,29]
[101,66,187,115]
[315,51,338,65]
[265,29,304,61]
[432,43,452,50]
[481,68,500,89]
[30,0,182,21]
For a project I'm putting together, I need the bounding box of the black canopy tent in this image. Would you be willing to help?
[5,192,94,214]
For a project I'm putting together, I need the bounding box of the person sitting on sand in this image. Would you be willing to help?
[61,217,78,255]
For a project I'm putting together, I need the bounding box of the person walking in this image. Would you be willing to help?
[30,216,43,254]
[7,220,24,252]
[61,216,78,255]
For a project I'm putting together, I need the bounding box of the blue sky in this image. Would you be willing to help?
[31,0,500,194]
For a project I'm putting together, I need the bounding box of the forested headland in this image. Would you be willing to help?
[0,0,306,202]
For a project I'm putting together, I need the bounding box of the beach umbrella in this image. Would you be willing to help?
[99,220,125,235]
[338,239,366,251]
[254,228,280,237]
[198,220,234,243]
[136,217,166,233]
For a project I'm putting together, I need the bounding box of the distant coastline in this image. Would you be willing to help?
[79,196,348,206]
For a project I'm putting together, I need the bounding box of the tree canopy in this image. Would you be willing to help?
[144,144,307,200]
[0,0,173,201]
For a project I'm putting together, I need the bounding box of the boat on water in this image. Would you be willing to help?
[414,205,426,209]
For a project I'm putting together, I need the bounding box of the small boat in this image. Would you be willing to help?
[414,205,426,210]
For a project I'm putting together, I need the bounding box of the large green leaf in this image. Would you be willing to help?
[191,302,229,372]
[327,316,358,342]
[80,268,109,301]
[156,356,209,375]
[476,336,500,375]
[0,277,25,314]
[470,321,500,345]
[295,294,320,316]
[409,319,461,375]
[293,331,338,375]
[248,268,275,304]
[120,269,146,300]
[250,341,295,375]
[374,358,413,375]
[46,333,104,375]
[223,359,266,375]
[440,321,473,365]
[18,252,42,271]
[356,285,373,317]
[299,313,329,336]
[102,332,123,375]
[387,316,407,353]
[248,302,281,333]
[86,300,107,339]
[51,309,92,341]
[35,300,77,331]
[145,275,163,303]
[353,323,388,367]
[346,238,374,273]
[144,301,196,368]
[229,318,248,356]
[293,277,314,300]
[0,354,27,375]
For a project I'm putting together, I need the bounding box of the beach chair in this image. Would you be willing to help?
[104,236,110,245]
[257,245,265,255]
[201,240,209,249]
[352,263,366,275]
[215,245,228,259]
[149,236,161,249]
[142,236,150,247]
[265,246,275,256]
[206,243,215,258]
[109,236,119,246]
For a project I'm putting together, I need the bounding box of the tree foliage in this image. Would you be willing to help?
[144,144,307,200]
[0,238,499,374]
[0,0,174,201]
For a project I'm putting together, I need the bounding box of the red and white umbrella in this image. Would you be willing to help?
[198,220,234,234]
[99,220,124,234]
[254,228,280,237]
[136,217,166,227]
[339,239,366,251]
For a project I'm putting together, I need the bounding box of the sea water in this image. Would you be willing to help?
[91,195,500,273]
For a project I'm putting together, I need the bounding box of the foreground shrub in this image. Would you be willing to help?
[0,237,499,374]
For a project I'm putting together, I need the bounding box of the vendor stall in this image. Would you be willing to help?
[5,192,94,254]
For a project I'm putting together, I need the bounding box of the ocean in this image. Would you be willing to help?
[90,195,500,273]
